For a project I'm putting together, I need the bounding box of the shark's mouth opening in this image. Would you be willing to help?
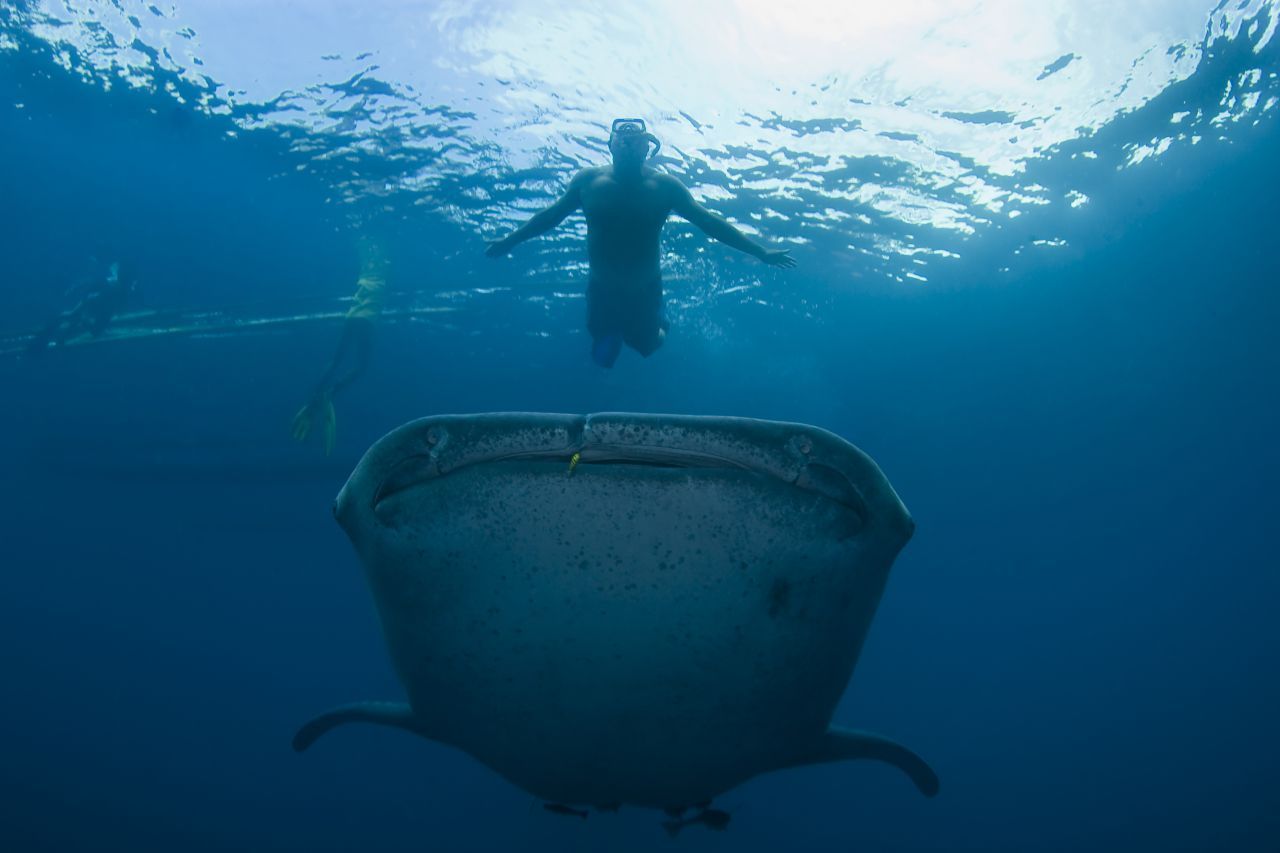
[370,445,869,528]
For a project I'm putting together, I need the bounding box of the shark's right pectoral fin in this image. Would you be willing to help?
[292,701,423,752]
[782,725,940,797]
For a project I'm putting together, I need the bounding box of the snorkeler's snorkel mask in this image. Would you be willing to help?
[610,118,661,160]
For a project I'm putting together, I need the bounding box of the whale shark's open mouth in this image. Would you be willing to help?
[373,444,867,517]
[334,413,913,547]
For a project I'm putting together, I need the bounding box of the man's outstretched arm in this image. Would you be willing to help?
[486,170,589,257]
[667,177,796,268]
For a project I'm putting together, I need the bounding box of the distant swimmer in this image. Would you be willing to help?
[485,117,796,367]
[292,236,385,455]
[27,259,137,354]
[662,806,731,837]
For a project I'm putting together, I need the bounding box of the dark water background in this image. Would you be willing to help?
[1,7,1278,852]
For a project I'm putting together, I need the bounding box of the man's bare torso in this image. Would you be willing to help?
[578,165,676,285]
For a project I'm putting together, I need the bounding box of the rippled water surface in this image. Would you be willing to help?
[7,0,1277,307]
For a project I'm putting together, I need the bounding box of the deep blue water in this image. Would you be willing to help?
[2,4,1279,852]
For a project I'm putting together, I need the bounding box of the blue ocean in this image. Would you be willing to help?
[2,2,1278,851]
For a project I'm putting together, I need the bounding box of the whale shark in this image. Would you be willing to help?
[295,412,938,813]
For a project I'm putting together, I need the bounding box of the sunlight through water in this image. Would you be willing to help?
[5,0,1277,292]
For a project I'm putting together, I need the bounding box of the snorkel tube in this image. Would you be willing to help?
[610,117,661,160]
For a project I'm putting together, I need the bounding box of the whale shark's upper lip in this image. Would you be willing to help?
[334,413,912,543]
[369,444,868,527]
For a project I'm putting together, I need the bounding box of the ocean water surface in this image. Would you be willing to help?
[1,1,1278,851]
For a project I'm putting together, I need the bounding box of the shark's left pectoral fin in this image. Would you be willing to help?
[292,701,423,752]
[785,726,940,797]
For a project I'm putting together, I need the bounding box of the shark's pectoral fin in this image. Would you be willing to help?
[783,725,940,797]
[292,702,422,752]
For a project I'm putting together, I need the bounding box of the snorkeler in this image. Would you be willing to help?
[291,236,386,455]
[485,118,795,367]
[27,259,138,354]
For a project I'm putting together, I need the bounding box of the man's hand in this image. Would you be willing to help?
[760,248,797,269]
[485,236,513,258]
